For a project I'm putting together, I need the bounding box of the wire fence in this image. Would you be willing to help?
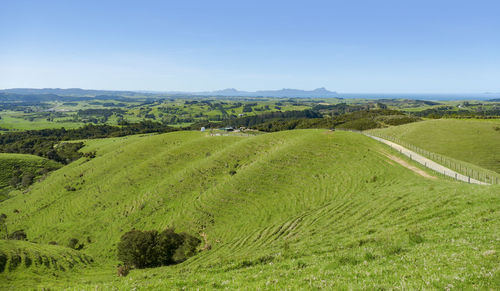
[366,131,500,185]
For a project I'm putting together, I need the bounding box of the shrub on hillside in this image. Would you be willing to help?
[117,228,200,269]
[117,230,159,268]
[64,185,76,191]
[174,232,202,262]
[21,173,35,188]
[68,238,84,250]
[117,264,130,277]
[9,175,21,188]
[156,229,184,265]
[9,230,27,241]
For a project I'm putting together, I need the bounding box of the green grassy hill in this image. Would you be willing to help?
[0,153,61,201]
[0,130,498,289]
[368,119,500,174]
[0,240,93,287]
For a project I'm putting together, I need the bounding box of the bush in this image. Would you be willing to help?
[68,238,84,250]
[9,230,27,241]
[117,228,200,269]
[117,264,130,277]
[64,185,76,191]
[117,230,159,268]
[83,151,96,159]
[68,238,78,249]
[9,175,21,188]
[156,229,184,265]
[174,232,202,262]
[21,173,35,188]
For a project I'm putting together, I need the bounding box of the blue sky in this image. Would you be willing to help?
[1,0,499,92]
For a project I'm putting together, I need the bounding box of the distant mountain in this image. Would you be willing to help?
[210,88,243,95]
[195,87,338,97]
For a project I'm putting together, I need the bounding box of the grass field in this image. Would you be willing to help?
[368,119,500,174]
[0,112,84,131]
[0,130,498,289]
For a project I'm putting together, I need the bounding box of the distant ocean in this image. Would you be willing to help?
[338,93,500,101]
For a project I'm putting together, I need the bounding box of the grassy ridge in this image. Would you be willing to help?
[0,240,93,287]
[0,130,498,289]
[369,119,500,174]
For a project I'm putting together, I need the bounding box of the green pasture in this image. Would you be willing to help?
[369,119,500,174]
[0,130,498,289]
[0,112,83,131]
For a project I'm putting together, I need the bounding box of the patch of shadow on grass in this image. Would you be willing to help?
[23,252,32,268]
[384,244,406,256]
[225,255,274,271]
[0,252,7,273]
[8,253,21,271]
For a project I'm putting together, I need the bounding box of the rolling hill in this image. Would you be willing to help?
[368,119,500,174]
[0,130,498,289]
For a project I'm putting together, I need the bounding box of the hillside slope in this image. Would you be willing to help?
[0,153,61,201]
[0,130,498,289]
[368,119,500,173]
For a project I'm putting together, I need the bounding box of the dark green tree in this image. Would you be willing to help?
[156,228,183,265]
[117,228,200,269]
[117,230,159,268]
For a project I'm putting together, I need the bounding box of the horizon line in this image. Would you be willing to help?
[1,87,499,95]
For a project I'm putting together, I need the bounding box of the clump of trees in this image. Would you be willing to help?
[117,228,200,269]
[9,171,35,189]
[190,107,422,132]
